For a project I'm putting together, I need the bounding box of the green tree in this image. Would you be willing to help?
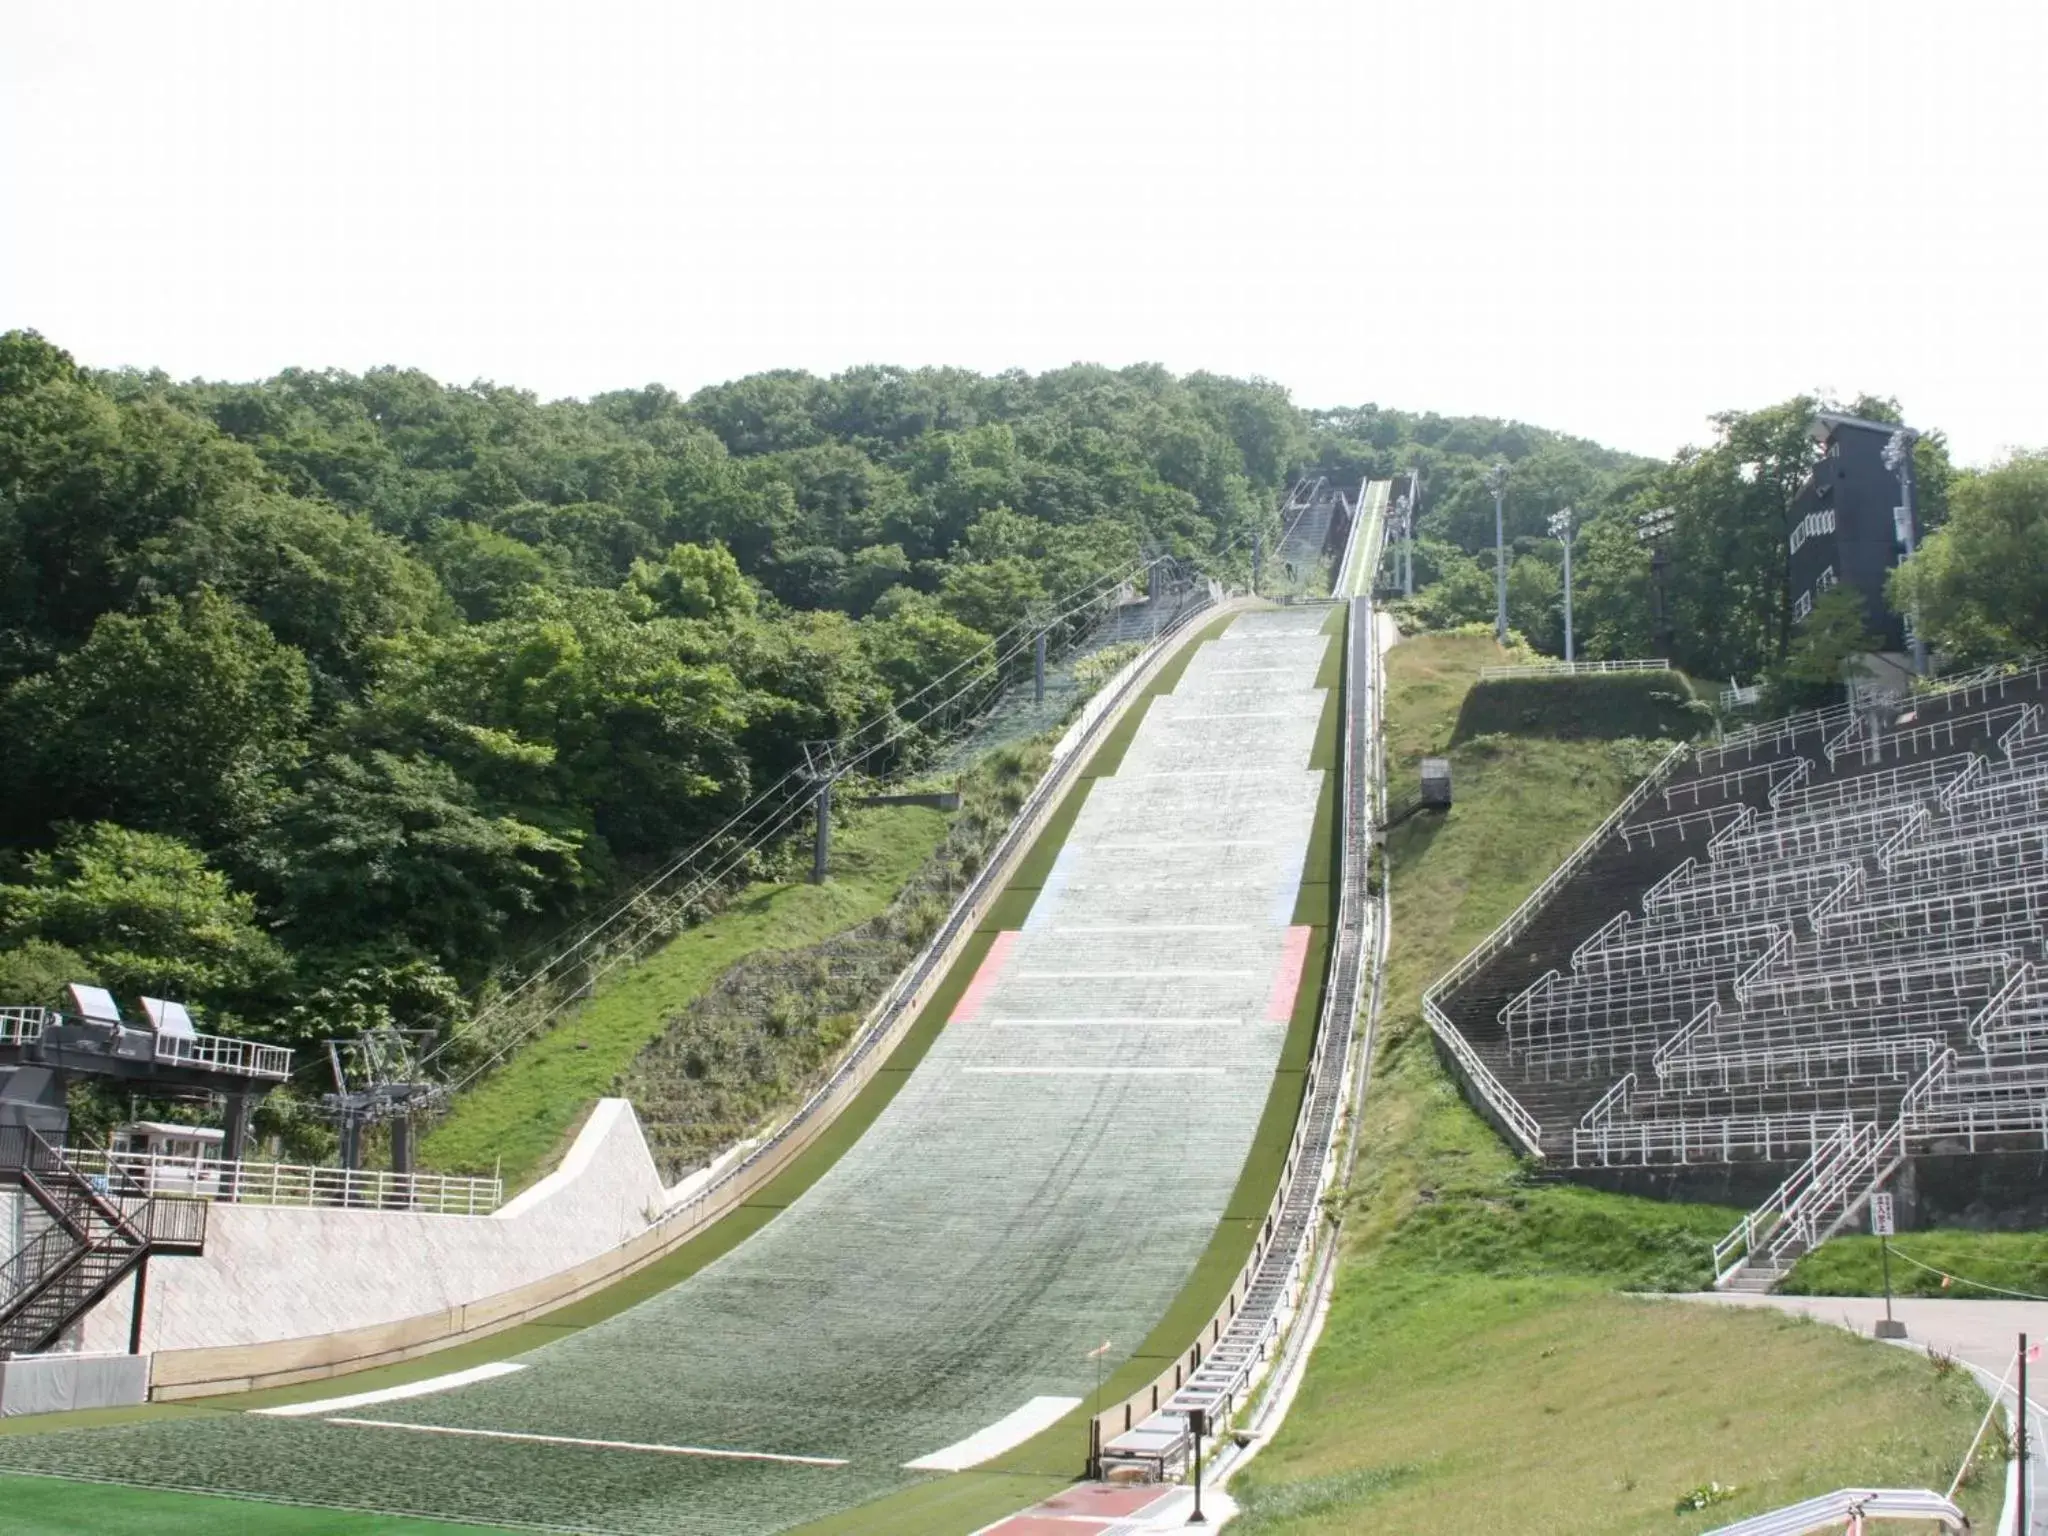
[1890,451,2048,664]
[1762,587,1880,714]
[265,750,583,972]
[626,540,758,623]
[0,823,290,1014]
[2,589,312,846]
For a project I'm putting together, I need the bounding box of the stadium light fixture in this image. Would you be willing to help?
[1548,508,1576,662]
[1486,462,1510,644]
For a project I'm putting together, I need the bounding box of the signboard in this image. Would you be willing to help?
[1870,1192,1895,1237]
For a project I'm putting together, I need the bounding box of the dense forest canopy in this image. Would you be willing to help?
[0,334,1309,1071]
[4,326,2036,1111]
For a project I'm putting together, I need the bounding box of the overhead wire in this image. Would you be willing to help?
[410,541,1241,1082]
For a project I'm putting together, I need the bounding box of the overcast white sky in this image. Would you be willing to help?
[4,0,2043,465]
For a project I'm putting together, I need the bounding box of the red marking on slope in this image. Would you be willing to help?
[976,1482,1181,1535]
[950,930,1020,1023]
[1265,924,1314,1022]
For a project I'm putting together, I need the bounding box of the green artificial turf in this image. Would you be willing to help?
[0,603,1308,1536]
[421,803,953,1188]
[1222,631,2007,1534]
[0,1475,528,1535]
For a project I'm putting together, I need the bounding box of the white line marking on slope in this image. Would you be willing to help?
[960,1066,1227,1076]
[321,1418,848,1466]
[903,1396,1082,1471]
[252,1362,527,1416]
[1013,970,1254,979]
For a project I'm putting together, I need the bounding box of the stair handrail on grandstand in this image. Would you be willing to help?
[1968,962,2037,1048]
[1650,1001,1719,1079]
[1709,1050,1954,1285]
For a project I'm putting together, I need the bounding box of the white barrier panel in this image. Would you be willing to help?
[0,1351,150,1417]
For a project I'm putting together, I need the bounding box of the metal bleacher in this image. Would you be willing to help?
[1425,662,2048,1287]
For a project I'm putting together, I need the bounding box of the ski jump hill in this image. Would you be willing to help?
[0,494,1391,1535]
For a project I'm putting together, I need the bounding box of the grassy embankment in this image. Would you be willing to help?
[1227,633,2002,1536]
[1785,1231,2048,1300]
[417,803,952,1187]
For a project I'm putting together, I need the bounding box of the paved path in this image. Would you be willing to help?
[1684,1294,2047,1533]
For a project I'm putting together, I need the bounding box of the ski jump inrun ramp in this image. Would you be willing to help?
[0,607,1344,1536]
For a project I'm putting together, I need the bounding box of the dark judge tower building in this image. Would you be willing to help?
[1786,412,1917,657]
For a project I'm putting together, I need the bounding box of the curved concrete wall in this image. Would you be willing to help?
[81,1097,665,1359]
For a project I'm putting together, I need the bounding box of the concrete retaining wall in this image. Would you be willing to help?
[80,1098,665,1361]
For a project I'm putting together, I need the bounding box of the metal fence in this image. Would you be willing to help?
[63,1149,504,1216]
[1477,658,1670,681]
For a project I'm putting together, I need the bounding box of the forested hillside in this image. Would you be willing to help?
[1317,395,2042,701]
[0,334,1309,1090]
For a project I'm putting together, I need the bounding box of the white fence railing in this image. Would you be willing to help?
[1477,658,1670,681]
[66,1149,504,1216]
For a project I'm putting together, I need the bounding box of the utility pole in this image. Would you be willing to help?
[2020,1332,2030,1536]
[1882,427,1928,676]
[1486,463,1510,644]
[1549,507,1576,662]
[1034,630,1047,706]
[1251,532,1263,597]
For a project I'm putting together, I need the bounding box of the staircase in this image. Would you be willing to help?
[0,1126,205,1355]
[1711,1118,1906,1291]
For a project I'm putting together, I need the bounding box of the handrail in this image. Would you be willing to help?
[1967,962,2034,1048]
[0,1006,50,1046]
[1426,742,1690,1004]
[65,1149,504,1216]
[1476,658,1669,680]
[1873,806,1930,869]
[1642,855,1697,908]
[1706,804,1756,857]
[1805,868,1864,929]
[1497,968,1561,1027]
[1650,1001,1719,1079]
[1711,1120,1856,1283]
[1732,929,1793,1001]
[1570,911,1632,967]
[1765,757,1814,808]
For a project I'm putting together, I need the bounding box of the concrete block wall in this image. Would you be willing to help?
[79,1098,666,1354]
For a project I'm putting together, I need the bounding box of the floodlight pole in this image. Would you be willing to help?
[1549,508,1576,663]
[1486,463,1510,644]
[1883,427,1928,677]
[2019,1332,2030,1536]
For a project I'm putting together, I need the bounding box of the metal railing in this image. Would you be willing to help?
[1476,658,1670,680]
[0,1007,49,1047]
[64,1149,504,1215]
[151,1030,293,1080]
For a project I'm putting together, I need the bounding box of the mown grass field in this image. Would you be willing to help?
[419,801,950,1188]
[1785,1229,2048,1300]
[1228,632,2004,1535]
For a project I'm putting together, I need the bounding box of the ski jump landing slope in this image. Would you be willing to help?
[0,609,1336,1536]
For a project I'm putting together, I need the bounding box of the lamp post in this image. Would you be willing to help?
[1486,462,1509,644]
[1548,507,1576,663]
[1881,427,1928,676]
